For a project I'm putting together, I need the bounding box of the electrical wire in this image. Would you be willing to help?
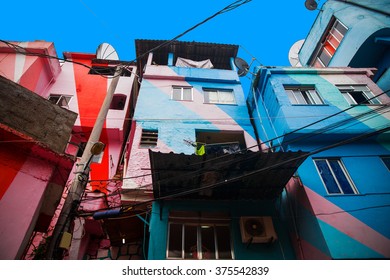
[78,99,390,205]
[1,0,253,80]
[122,123,390,210]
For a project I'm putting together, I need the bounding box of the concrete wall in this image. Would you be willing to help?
[0,75,77,154]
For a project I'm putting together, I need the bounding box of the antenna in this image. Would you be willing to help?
[288,39,304,67]
[305,0,318,11]
[234,57,249,77]
[96,43,119,60]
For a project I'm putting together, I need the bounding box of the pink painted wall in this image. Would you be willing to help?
[0,41,61,96]
[0,153,58,259]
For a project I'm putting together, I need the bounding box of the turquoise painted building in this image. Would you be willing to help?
[122,40,305,260]
[247,66,390,259]
[298,0,390,92]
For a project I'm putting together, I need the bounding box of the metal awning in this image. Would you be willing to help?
[149,150,309,200]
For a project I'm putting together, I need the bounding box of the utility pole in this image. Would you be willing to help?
[45,67,122,259]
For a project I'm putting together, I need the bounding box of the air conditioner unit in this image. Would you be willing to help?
[239,216,277,244]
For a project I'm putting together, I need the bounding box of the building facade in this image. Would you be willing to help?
[44,47,139,259]
[298,0,390,91]
[0,41,140,259]
[121,40,306,260]
[0,42,77,260]
[248,66,390,259]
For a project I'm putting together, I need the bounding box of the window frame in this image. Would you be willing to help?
[314,158,358,195]
[48,94,72,109]
[337,85,381,105]
[310,18,348,67]
[166,213,233,260]
[171,86,193,101]
[284,86,324,105]
[203,88,236,105]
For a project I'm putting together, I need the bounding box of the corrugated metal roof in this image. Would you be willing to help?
[135,39,239,70]
[149,150,309,200]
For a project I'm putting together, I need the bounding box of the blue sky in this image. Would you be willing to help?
[1,0,319,92]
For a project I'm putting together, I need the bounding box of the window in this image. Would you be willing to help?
[195,130,246,155]
[167,212,233,260]
[310,18,348,67]
[110,94,127,110]
[381,156,390,171]
[172,86,193,101]
[337,85,381,105]
[284,86,324,105]
[48,94,72,109]
[314,158,358,194]
[88,66,133,76]
[204,89,236,105]
[140,129,158,147]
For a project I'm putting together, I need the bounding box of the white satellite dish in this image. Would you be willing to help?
[234,57,250,77]
[288,39,304,67]
[96,43,119,60]
[305,0,318,11]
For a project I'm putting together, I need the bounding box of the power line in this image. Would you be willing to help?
[78,123,390,214]
[125,124,390,209]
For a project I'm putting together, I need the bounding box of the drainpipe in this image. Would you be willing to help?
[45,67,122,259]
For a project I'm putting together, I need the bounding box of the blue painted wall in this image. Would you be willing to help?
[248,67,390,258]
[148,200,296,260]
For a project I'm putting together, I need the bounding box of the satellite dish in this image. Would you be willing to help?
[288,39,304,67]
[96,43,119,60]
[234,57,249,77]
[305,0,318,11]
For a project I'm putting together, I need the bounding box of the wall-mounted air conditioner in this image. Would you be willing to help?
[239,216,277,244]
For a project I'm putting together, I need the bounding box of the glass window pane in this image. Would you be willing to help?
[363,90,381,105]
[309,90,323,104]
[328,160,355,194]
[200,226,216,259]
[342,92,356,105]
[206,91,219,103]
[294,90,306,104]
[216,226,232,259]
[168,224,182,258]
[286,90,298,104]
[315,160,341,194]
[319,49,331,66]
[219,91,235,104]
[184,225,198,259]
[183,88,192,101]
[302,91,315,104]
[172,88,182,100]
[324,41,336,56]
[334,20,348,36]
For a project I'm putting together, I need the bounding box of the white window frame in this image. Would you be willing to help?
[203,88,236,105]
[171,86,193,101]
[284,86,324,105]
[311,18,348,67]
[337,85,381,105]
[314,158,358,195]
[48,94,72,109]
